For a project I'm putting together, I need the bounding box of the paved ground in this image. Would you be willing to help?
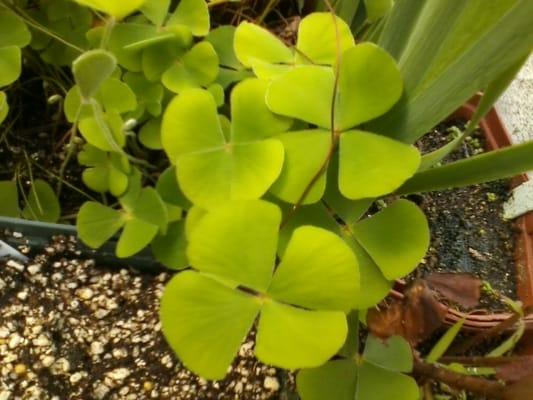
[497,55,533,179]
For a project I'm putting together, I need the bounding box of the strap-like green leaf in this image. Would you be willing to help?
[398,140,533,194]
[419,55,528,171]
[370,0,533,143]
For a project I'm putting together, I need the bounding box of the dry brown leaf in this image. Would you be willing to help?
[367,281,447,345]
[425,272,482,309]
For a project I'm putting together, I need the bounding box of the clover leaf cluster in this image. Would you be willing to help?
[0,2,427,392]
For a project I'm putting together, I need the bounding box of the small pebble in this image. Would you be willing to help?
[77,288,94,300]
[90,341,105,355]
[106,367,130,381]
[14,363,27,376]
[263,376,280,391]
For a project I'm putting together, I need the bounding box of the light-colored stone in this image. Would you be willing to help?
[263,376,280,391]
[77,288,94,300]
[504,180,533,219]
[106,367,130,381]
[90,341,105,355]
[0,390,12,400]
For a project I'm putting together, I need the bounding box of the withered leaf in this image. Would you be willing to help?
[426,272,482,309]
[367,281,447,345]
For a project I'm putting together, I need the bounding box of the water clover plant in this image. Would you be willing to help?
[2,2,533,397]
[297,335,418,400]
[161,78,291,208]
[77,184,168,258]
[160,200,359,379]
[266,46,418,204]
[234,12,355,79]
[0,7,31,121]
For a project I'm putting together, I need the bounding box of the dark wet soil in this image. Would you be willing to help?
[414,119,516,302]
[0,70,88,221]
[0,234,292,399]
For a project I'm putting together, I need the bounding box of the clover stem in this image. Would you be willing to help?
[0,0,84,53]
[257,0,278,24]
[281,1,343,228]
[100,16,116,50]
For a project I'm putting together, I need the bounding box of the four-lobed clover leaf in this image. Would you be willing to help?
[264,42,420,204]
[161,78,291,208]
[297,335,419,400]
[77,185,168,258]
[86,0,209,75]
[234,12,355,79]
[296,335,420,400]
[78,144,131,196]
[160,200,360,379]
[279,195,430,310]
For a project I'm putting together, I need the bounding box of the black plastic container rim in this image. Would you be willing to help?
[0,216,159,271]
